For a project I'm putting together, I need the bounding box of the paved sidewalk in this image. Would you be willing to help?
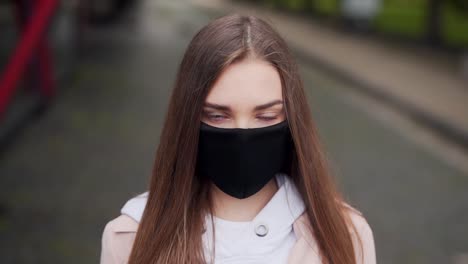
[192,0,468,148]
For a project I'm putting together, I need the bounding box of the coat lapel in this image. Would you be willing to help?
[288,212,322,264]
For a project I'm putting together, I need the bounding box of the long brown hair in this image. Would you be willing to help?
[128,14,361,264]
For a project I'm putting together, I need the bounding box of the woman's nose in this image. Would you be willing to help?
[233,119,251,129]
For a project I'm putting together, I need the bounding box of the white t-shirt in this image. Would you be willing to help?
[120,172,306,264]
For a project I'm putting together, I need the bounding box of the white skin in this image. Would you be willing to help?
[201,57,286,222]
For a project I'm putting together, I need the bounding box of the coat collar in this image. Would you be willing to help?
[117,173,315,248]
[114,209,313,235]
[113,210,313,240]
[111,211,321,263]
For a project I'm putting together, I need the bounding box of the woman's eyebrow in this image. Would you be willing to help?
[203,100,283,112]
[203,102,231,111]
[254,99,283,111]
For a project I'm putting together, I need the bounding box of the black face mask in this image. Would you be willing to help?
[196,120,294,199]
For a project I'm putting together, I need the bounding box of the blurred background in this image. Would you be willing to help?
[0,0,467,263]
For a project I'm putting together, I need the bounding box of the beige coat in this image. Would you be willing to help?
[100,209,376,263]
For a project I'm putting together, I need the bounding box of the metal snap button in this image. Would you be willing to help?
[255,223,268,237]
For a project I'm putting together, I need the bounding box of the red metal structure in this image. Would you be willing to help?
[0,0,58,118]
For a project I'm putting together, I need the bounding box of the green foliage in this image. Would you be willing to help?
[314,0,340,15]
[260,0,468,47]
[373,0,427,39]
[442,1,468,47]
[266,0,316,12]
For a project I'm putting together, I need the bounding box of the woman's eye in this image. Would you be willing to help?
[257,115,277,121]
[207,114,227,121]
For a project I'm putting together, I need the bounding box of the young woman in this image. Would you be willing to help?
[100,14,376,264]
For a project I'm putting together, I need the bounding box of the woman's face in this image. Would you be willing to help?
[202,58,286,129]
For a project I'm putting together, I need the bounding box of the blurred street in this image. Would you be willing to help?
[0,0,467,263]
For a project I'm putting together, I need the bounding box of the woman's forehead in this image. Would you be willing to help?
[205,58,283,108]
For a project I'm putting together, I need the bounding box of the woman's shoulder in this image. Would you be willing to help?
[342,202,373,233]
[341,202,377,264]
[100,214,139,264]
[104,214,139,233]
[100,191,147,263]
[293,202,376,263]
